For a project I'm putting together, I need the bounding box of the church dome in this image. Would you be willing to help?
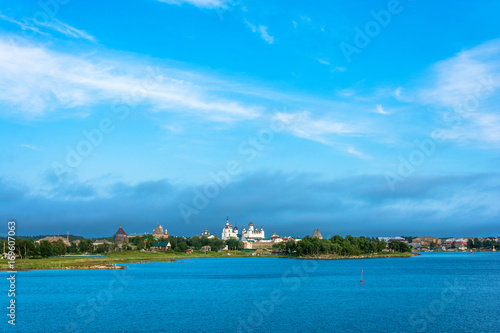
[249,220,254,226]
[153,224,164,234]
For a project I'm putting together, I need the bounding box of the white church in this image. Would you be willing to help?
[221,216,238,240]
[221,216,265,241]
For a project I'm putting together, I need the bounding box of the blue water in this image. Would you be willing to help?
[1,253,499,332]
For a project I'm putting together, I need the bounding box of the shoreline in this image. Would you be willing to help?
[0,251,415,271]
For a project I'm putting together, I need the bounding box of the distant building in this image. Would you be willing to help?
[152,223,169,239]
[282,237,301,243]
[270,231,282,242]
[201,229,215,239]
[241,220,264,240]
[92,239,112,247]
[378,237,408,244]
[153,241,171,251]
[445,238,468,249]
[312,229,323,239]
[201,245,211,252]
[36,235,70,246]
[221,216,239,240]
[413,236,438,246]
[114,225,129,243]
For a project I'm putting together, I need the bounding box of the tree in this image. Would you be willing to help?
[68,243,79,254]
[473,238,483,248]
[52,240,67,256]
[467,239,474,249]
[272,242,287,252]
[79,240,93,253]
[208,237,225,252]
[39,241,53,258]
[226,238,243,250]
[144,235,155,250]
[331,243,342,255]
[15,239,36,259]
[389,241,411,253]
[330,235,344,245]
[430,242,437,249]
[191,236,202,250]
[96,244,110,253]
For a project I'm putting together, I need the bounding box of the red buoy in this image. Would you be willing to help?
[360,270,363,283]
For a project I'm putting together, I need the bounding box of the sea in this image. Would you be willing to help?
[1,252,499,332]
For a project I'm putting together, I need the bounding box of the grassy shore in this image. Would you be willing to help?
[297,252,413,259]
[0,251,412,271]
[0,250,269,271]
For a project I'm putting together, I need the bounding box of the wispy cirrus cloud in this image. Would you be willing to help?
[403,39,500,147]
[44,18,96,42]
[375,104,390,115]
[21,144,41,151]
[244,20,274,44]
[0,14,46,35]
[274,111,363,144]
[0,38,260,122]
[317,58,330,66]
[0,13,95,41]
[157,0,231,9]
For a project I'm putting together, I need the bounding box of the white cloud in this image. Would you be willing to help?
[0,38,259,122]
[157,0,231,8]
[413,39,500,109]
[0,14,46,35]
[347,146,368,159]
[163,124,183,134]
[375,104,390,115]
[0,14,95,41]
[45,18,95,42]
[317,58,330,66]
[274,111,360,144]
[394,87,402,97]
[21,144,41,151]
[409,39,500,147]
[437,112,500,146]
[245,20,274,44]
[331,67,346,73]
[258,26,274,44]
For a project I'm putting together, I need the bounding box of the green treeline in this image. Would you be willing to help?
[273,235,410,256]
[130,235,232,252]
[467,238,498,249]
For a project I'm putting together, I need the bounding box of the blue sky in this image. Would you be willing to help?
[1,0,499,238]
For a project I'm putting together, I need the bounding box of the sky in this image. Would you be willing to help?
[0,0,499,238]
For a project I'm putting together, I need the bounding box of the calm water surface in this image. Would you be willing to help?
[2,252,499,332]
